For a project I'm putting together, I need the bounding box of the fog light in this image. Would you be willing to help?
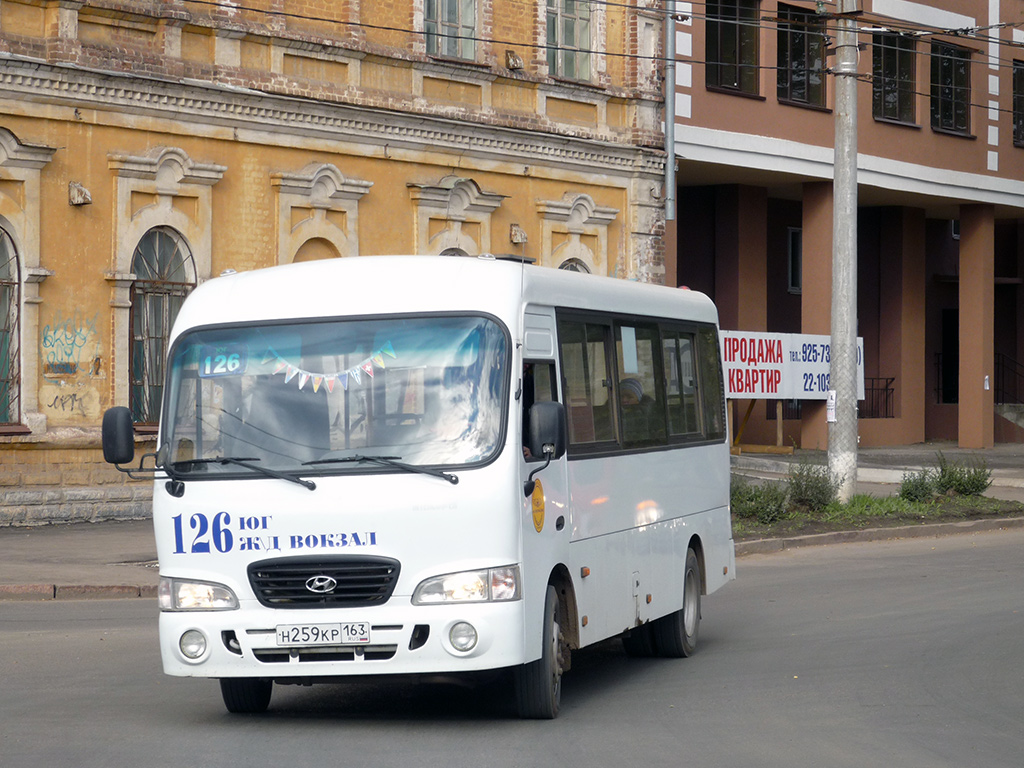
[449,622,478,652]
[180,629,208,659]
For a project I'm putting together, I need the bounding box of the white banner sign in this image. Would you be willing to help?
[721,331,864,401]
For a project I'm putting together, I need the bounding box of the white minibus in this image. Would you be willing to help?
[103,254,735,718]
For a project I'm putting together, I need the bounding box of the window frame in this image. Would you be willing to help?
[129,227,196,429]
[776,3,827,109]
[0,227,21,430]
[546,0,592,81]
[872,32,917,125]
[930,41,972,136]
[557,310,726,457]
[558,315,617,450]
[424,0,476,61]
[706,0,761,97]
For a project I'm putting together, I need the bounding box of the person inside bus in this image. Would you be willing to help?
[620,377,649,441]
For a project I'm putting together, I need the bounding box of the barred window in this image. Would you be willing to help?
[0,228,20,426]
[130,227,196,426]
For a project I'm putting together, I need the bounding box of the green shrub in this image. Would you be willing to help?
[899,468,936,502]
[934,452,992,497]
[731,476,790,524]
[787,461,839,513]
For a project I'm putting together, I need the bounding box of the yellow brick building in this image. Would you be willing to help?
[0,0,668,523]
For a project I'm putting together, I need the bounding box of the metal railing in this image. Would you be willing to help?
[935,352,1024,406]
[860,377,895,419]
[995,353,1024,405]
[765,376,896,420]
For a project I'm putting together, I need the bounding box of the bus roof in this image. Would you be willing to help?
[171,255,719,340]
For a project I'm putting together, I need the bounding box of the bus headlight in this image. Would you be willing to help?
[412,565,521,605]
[159,577,239,611]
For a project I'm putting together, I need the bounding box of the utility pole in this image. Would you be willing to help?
[829,0,859,500]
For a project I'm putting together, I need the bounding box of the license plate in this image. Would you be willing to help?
[275,622,371,646]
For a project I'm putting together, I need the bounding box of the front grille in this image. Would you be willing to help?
[248,555,400,609]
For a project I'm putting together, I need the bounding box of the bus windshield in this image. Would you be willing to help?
[162,314,510,476]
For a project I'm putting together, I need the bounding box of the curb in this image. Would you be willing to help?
[0,583,158,601]
[735,516,1024,557]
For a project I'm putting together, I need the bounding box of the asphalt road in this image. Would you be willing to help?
[2,528,1022,768]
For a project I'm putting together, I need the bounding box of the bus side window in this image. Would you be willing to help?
[558,320,614,446]
[663,329,702,437]
[614,323,666,446]
[697,327,727,441]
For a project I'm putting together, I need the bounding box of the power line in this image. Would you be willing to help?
[157,0,1024,75]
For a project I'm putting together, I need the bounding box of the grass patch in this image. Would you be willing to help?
[731,453,1020,541]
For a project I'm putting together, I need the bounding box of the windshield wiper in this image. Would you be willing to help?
[170,456,316,491]
[304,454,459,485]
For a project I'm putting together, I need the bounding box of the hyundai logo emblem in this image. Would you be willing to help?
[305,575,337,594]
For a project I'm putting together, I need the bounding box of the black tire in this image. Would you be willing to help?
[621,622,657,657]
[514,585,566,719]
[220,678,273,714]
[651,548,701,658]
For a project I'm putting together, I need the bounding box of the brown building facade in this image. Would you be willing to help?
[670,0,1024,450]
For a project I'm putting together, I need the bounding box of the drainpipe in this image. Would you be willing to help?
[664,0,676,225]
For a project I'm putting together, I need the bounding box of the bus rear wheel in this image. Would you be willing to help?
[220,678,273,714]
[652,548,701,658]
[514,585,565,719]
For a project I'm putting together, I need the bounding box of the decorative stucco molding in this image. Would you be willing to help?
[270,163,373,264]
[408,176,507,255]
[536,193,619,276]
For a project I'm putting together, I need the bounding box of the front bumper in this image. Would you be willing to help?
[159,599,526,679]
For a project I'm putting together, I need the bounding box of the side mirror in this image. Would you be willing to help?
[102,407,136,465]
[524,401,566,498]
[528,401,566,461]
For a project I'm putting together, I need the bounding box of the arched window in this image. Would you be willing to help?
[558,258,591,273]
[0,227,19,425]
[129,227,196,425]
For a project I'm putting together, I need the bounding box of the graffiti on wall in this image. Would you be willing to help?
[40,310,103,422]
[41,311,101,379]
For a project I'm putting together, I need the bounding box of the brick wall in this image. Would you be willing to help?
[0,441,154,526]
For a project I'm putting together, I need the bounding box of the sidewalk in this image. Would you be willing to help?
[0,519,158,600]
[2,442,1024,600]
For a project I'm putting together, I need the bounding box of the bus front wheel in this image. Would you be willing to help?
[652,548,701,658]
[220,678,273,714]
[514,585,565,719]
